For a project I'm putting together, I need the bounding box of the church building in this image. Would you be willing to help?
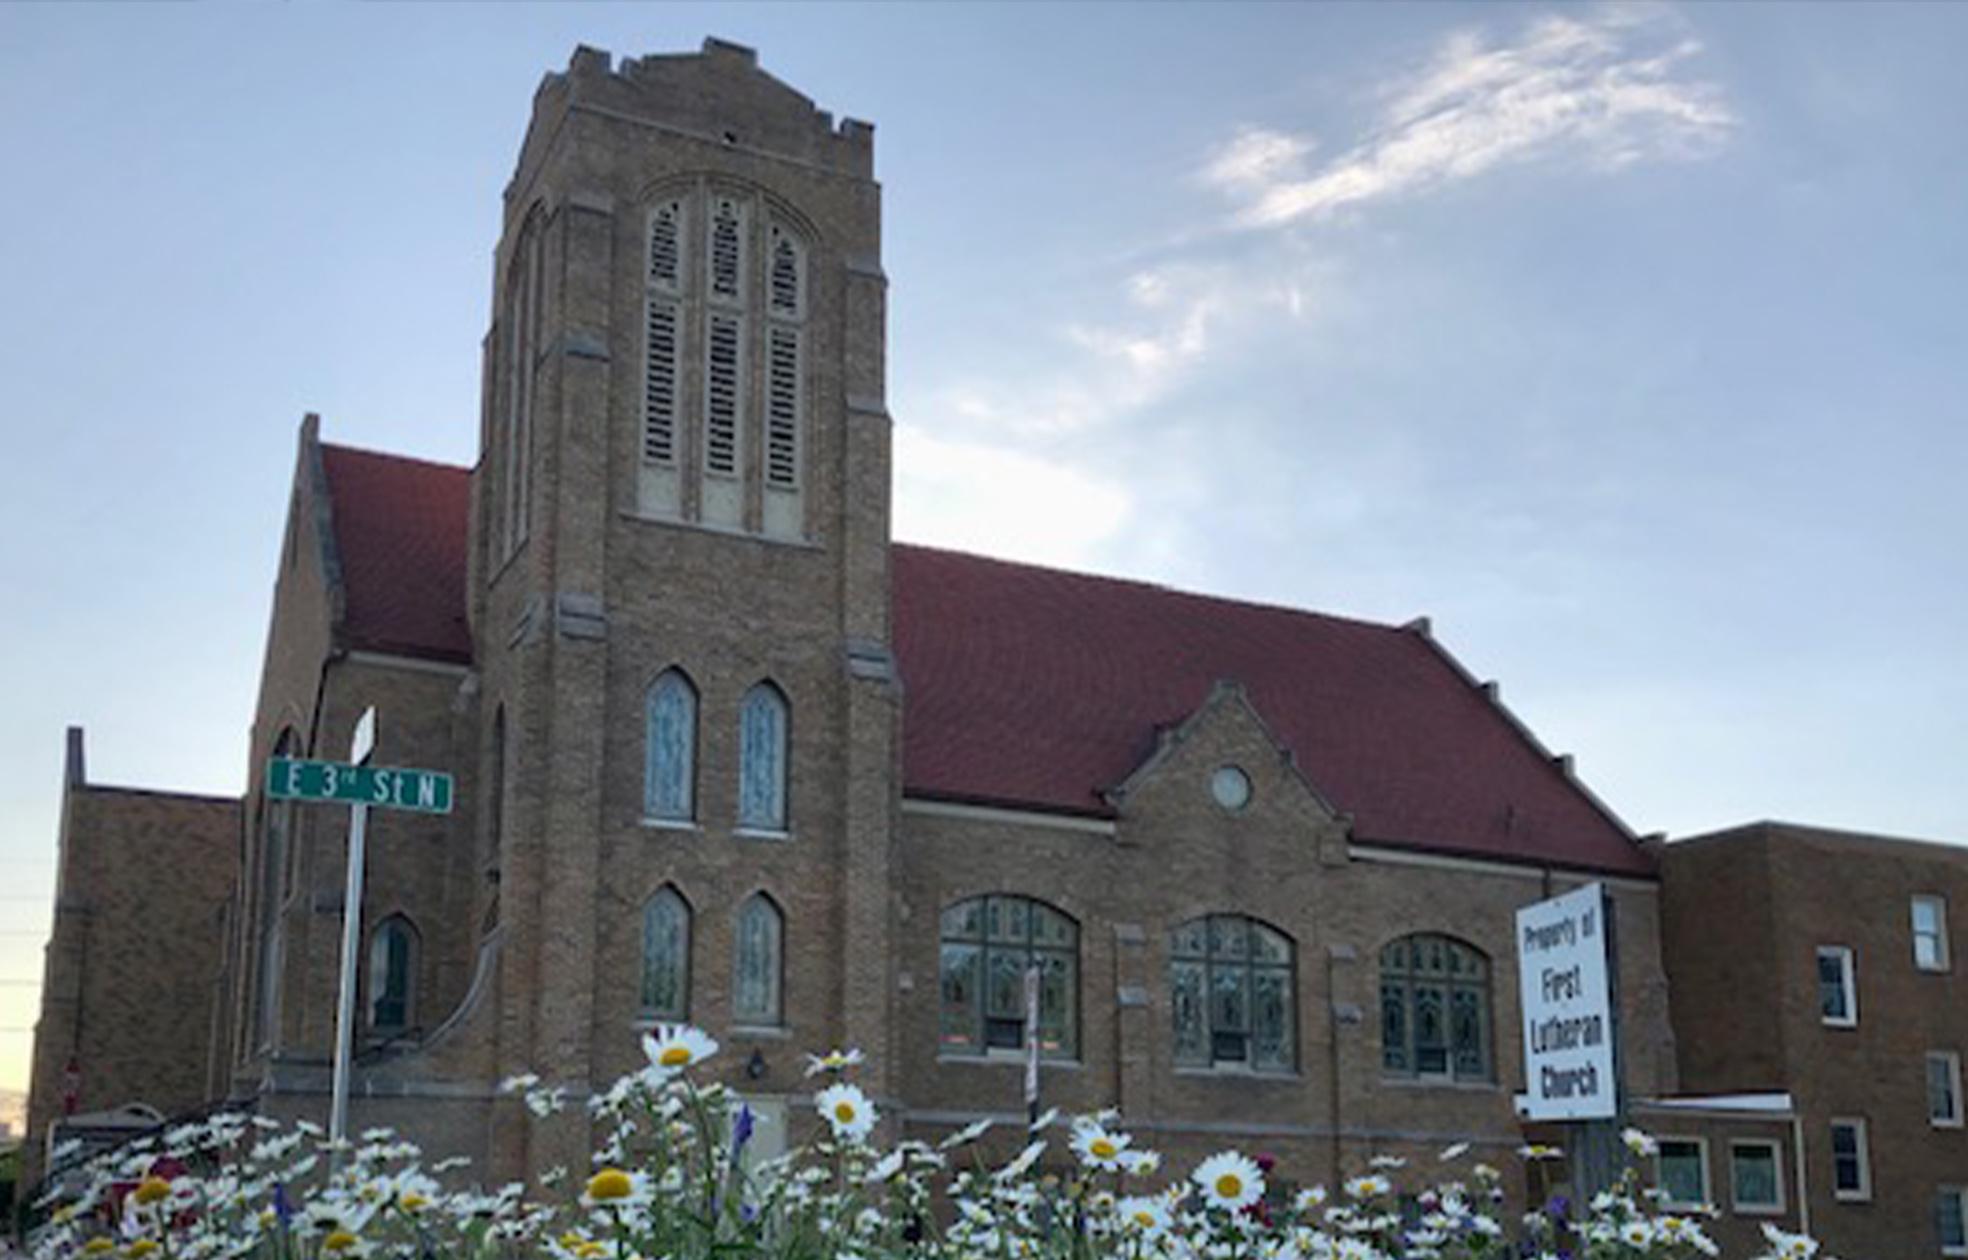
[28,39,1686,1200]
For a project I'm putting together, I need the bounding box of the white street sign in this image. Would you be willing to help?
[1516,882,1617,1121]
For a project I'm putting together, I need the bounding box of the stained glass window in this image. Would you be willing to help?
[644,670,697,822]
[1171,915,1294,1072]
[939,895,1077,1058]
[640,888,690,1019]
[1379,934,1491,1081]
[734,894,783,1025]
[738,683,788,831]
[368,917,416,1032]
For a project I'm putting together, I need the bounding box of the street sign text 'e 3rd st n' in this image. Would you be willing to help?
[265,757,454,815]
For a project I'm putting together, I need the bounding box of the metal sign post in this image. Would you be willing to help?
[328,708,378,1167]
[1023,962,1041,1127]
[260,709,453,1168]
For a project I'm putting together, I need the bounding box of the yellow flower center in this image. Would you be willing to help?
[1215,1174,1243,1200]
[126,1243,159,1260]
[322,1231,359,1254]
[1133,1212,1156,1228]
[834,1102,857,1123]
[559,1234,585,1250]
[132,1177,172,1207]
[399,1193,428,1212]
[575,1245,607,1259]
[84,1239,116,1254]
[1090,1138,1118,1160]
[586,1168,634,1202]
[659,1046,692,1067]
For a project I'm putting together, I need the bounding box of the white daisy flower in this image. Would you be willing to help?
[997,1139,1047,1181]
[1070,1122,1133,1170]
[1193,1151,1265,1212]
[814,1082,878,1142]
[641,1024,719,1072]
[802,1047,865,1077]
[1620,1127,1658,1157]
[1118,1148,1162,1175]
[938,1118,994,1150]
[1437,1142,1470,1162]
[1117,1195,1171,1237]
[1343,1174,1391,1199]
[1029,1106,1061,1132]
[580,1167,653,1211]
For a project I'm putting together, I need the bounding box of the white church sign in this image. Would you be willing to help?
[1516,882,1617,1121]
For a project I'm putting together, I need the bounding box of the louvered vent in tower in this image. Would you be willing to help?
[648,201,684,293]
[643,301,679,464]
[766,326,800,487]
[769,227,802,318]
[710,197,744,302]
[705,314,742,475]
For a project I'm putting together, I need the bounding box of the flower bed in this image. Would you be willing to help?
[30,1029,1821,1260]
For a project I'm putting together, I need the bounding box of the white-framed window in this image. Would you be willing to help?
[733,893,784,1026]
[1931,1051,1965,1127]
[644,669,698,823]
[367,916,418,1033]
[1829,1118,1871,1201]
[1655,1137,1710,1210]
[1817,945,1857,1026]
[1940,1186,1968,1257]
[737,681,789,832]
[1379,934,1493,1082]
[1730,1139,1785,1214]
[1170,915,1295,1073]
[639,886,690,1020]
[1914,895,1951,972]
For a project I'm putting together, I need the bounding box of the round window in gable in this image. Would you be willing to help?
[1211,766,1252,813]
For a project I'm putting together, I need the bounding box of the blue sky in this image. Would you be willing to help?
[2,3,1965,1100]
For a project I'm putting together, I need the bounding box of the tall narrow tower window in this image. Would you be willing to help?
[704,314,744,477]
[648,200,684,294]
[643,200,685,469]
[644,669,698,823]
[761,220,806,535]
[734,893,784,1026]
[709,196,747,304]
[640,886,691,1020]
[738,682,789,832]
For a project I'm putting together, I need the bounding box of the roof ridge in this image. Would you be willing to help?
[891,541,1415,638]
[320,441,473,475]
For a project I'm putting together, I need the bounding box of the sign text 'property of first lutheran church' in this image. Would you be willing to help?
[1516,882,1617,1121]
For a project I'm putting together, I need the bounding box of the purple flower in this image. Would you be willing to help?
[731,1104,755,1158]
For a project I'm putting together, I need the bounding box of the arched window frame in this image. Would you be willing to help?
[938,894,1079,1060]
[737,681,790,833]
[255,727,300,1049]
[367,915,419,1034]
[1169,914,1295,1073]
[639,886,692,1021]
[643,669,698,824]
[1378,933,1494,1082]
[733,893,784,1027]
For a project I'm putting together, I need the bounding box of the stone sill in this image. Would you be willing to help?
[938,1053,1082,1071]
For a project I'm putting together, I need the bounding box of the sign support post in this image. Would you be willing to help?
[328,708,378,1168]
[1023,961,1041,1127]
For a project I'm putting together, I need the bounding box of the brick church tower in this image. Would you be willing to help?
[468,40,900,1174]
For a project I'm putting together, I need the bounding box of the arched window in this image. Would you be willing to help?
[1170,915,1294,1072]
[939,895,1077,1058]
[644,670,697,822]
[640,887,691,1020]
[255,728,299,1048]
[368,916,418,1033]
[1379,934,1492,1081]
[733,894,783,1026]
[737,682,789,831]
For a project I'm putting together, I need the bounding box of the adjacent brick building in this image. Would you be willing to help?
[1663,822,1968,1257]
[30,35,1732,1219]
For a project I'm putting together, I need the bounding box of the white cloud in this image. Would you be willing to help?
[891,424,1131,569]
[1207,10,1734,228]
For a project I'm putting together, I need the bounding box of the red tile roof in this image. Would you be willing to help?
[319,444,473,663]
[893,545,1651,876]
[315,445,1652,876]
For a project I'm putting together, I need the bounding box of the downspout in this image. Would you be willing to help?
[1327,947,1344,1179]
[1791,1111,1810,1237]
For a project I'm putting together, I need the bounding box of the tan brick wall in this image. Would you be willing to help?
[24,775,236,1187]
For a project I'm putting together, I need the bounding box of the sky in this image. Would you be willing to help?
[2,3,1966,1102]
